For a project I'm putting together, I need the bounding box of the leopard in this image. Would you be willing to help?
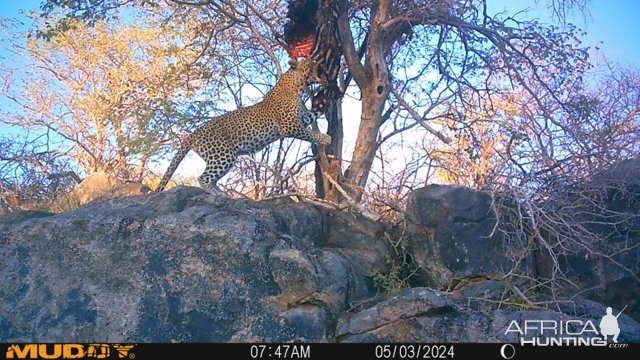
[156,58,331,193]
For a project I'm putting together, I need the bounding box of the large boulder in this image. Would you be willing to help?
[537,158,640,321]
[72,171,151,206]
[406,159,640,322]
[0,186,389,342]
[336,286,640,343]
[0,192,19,216]
[2,177,638,342]
[405,185,511,289]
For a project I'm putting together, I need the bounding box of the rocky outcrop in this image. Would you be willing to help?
[72,171,151,206]
[404,160,640,322]
[552,158,640,321]
[0,186,389,342]
[337,286,640,343]
[405,185,512,289]
[1,162,638,342]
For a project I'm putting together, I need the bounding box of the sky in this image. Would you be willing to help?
[1,0,639,180]
[489,0,640,67]
[2,0,638,66]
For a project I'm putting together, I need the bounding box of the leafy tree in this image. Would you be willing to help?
[1,11,211,181]
[32,1,590,200]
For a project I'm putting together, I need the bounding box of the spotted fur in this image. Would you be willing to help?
[156,59,331,192]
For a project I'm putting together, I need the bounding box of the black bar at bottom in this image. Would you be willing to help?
[2,343,638,360]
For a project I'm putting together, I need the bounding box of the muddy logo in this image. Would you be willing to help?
[5,344,135,359]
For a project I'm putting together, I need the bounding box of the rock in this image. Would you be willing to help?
[406,176,639,322]
[2,172,638,342]
[336,288,458,342]
[336,285,640,343]
[582,158,640,320]
[72,171,151,206]
[603,157,640,184]
[405,185,511,288]
[0,192,19,216]
[0,210,54,224]
[0,186,389,342]
[536,158,640,321]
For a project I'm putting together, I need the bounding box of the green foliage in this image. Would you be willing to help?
[37,0,159,39]
[1,12,215,181]
[31,191,82,213]
[373,232,416,295]
[373,265,408,295]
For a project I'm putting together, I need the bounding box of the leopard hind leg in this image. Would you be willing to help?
[198,150,237,196]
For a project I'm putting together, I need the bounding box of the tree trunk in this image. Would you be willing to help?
[343,85,387,200]
[314,90,343,201]
[311,0,345,202]
[339,0,392,201]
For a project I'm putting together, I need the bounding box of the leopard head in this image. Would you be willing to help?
[287,58,325,86]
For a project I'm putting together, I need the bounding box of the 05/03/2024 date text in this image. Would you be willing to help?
[375,345,456,359]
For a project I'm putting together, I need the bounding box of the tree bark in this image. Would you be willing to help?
[313,95,343,200]
[311,0,345,202]
[343,85,388,198]
[339,0,392,201]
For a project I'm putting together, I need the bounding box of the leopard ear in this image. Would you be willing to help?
[288,59,298,68]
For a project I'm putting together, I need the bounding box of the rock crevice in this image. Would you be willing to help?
[1,169,639,342]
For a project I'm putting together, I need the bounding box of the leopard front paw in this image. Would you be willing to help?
[316,133,332,145]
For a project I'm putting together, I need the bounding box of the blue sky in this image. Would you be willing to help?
[489,0,640,67]
[1,0,638,65]
[0,0,39,16]
[1,0,638,180]
[576,0,640,65]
